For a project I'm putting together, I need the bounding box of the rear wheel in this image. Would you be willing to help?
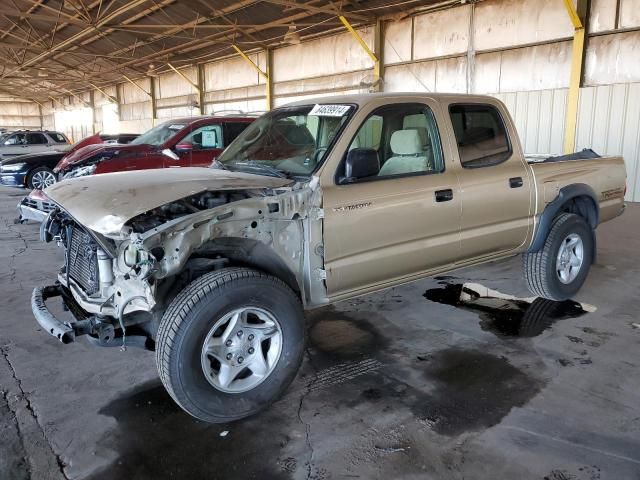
[156,268,304,423]
[523,213,594,301]
[27,167,56,190]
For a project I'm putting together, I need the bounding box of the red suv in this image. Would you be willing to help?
[54,116,254,179]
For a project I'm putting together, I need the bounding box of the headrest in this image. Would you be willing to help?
[390,129,422,155]
[409,127,429,147]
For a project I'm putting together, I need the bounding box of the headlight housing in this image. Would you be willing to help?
[1,162,25,172]
[63,164,96,179]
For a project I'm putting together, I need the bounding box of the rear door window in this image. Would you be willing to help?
[26,133,48,145]
[449,104,511,168]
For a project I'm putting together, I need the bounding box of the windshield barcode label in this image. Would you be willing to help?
[309,104,351,117]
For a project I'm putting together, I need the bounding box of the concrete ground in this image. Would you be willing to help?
[1,184,639,480]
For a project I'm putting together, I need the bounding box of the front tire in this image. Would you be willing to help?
[27,167,56,190]
[156,268,304,423]
[523,213,594,301]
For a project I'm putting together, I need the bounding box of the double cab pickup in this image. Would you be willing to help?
[32,93,626,422]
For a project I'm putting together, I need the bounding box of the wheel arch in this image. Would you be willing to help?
[528,183,599,254]
[183,237,302,298]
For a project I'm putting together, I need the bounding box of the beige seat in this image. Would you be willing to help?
[379,129,428,176]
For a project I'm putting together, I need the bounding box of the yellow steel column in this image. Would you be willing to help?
[339,15,380,90]
[563,0,588,154]
[232,44,271,111]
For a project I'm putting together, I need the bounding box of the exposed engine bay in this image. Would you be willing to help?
[126,190,254,233]
[37,171,327,349]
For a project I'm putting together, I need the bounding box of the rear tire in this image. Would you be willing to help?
[27,167,56,190]
[523,213,593,301]
[156,267,304,423]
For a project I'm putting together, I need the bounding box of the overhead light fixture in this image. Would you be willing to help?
[283,24,301,45]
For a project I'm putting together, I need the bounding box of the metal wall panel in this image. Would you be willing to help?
[491,89,567,156]
[590,0,617,32]
[620,0,640,28]
[157,68,198,99]
[384,17,412,64]
[204,54,265,91]
[585,31,640,86]
[576,83,640,201]
[384,58,469,93]
[272,28,374,83]
[413,5,470,59]
[120,79,151,104]
[474,0,573,51]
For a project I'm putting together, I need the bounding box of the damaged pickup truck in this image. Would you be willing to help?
[33,93,626,422]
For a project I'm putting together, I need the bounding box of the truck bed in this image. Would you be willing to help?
[526,148,601,164]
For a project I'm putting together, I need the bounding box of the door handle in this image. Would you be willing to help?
[509,177,523,188]
[435,189,453,202]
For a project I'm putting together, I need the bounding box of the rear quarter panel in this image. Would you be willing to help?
[530,156,626,224]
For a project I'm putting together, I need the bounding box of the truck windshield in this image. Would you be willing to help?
[130,122,186,146]
[217,104,353,177]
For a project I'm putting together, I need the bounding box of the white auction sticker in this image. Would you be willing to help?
[309,104,351,117]
[168,124,186,130]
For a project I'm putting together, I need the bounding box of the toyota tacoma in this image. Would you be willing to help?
[31,93,626,422]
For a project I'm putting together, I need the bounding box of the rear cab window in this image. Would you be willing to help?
[449,103,511,168]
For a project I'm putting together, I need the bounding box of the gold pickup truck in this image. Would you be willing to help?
[33,93,626,422]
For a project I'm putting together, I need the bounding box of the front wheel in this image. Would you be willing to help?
[27,167,56,190]
[523,213,594,301]
[156,268,304,423]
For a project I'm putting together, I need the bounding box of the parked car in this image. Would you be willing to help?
[0,130,70,159]
[31,93,626,423]
[1,133,138,190]
[54,116,254,180]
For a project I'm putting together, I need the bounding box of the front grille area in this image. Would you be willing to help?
[66,226,99,295]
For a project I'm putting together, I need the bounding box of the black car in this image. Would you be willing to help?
[0,133,138,189]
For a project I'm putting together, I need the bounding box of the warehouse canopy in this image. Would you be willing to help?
[0,0,449,101]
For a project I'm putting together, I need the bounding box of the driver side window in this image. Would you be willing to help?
[182,124,223,150]
[342,103,444,182]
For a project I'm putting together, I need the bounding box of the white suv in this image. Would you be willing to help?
[0,130,70,158]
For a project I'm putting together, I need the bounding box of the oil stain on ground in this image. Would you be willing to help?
[350,347,544,437]
[89,380,298,480]
[89,310,388,480]
[424,281,592,337]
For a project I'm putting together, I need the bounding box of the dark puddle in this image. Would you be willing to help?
[348,347,543,436]
[417,348,543,435]
[424,282,592,337]
[89,310,388,480]
[89,380,297,480]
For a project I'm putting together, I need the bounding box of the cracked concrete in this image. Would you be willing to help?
[1,185,640,479]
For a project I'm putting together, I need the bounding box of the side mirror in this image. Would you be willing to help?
[175,142,193,153]
[342,148,380,183]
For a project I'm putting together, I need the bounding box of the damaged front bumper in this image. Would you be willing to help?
[31,283,120,345]
[32,284,82,343]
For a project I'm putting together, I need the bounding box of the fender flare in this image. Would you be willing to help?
[528,183,599,253]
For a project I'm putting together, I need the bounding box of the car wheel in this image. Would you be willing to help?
[523,213,594,301]
[156,267,305,423]
[28,167,57,190]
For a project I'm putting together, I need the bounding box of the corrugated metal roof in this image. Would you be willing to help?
[0,0,449,101]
